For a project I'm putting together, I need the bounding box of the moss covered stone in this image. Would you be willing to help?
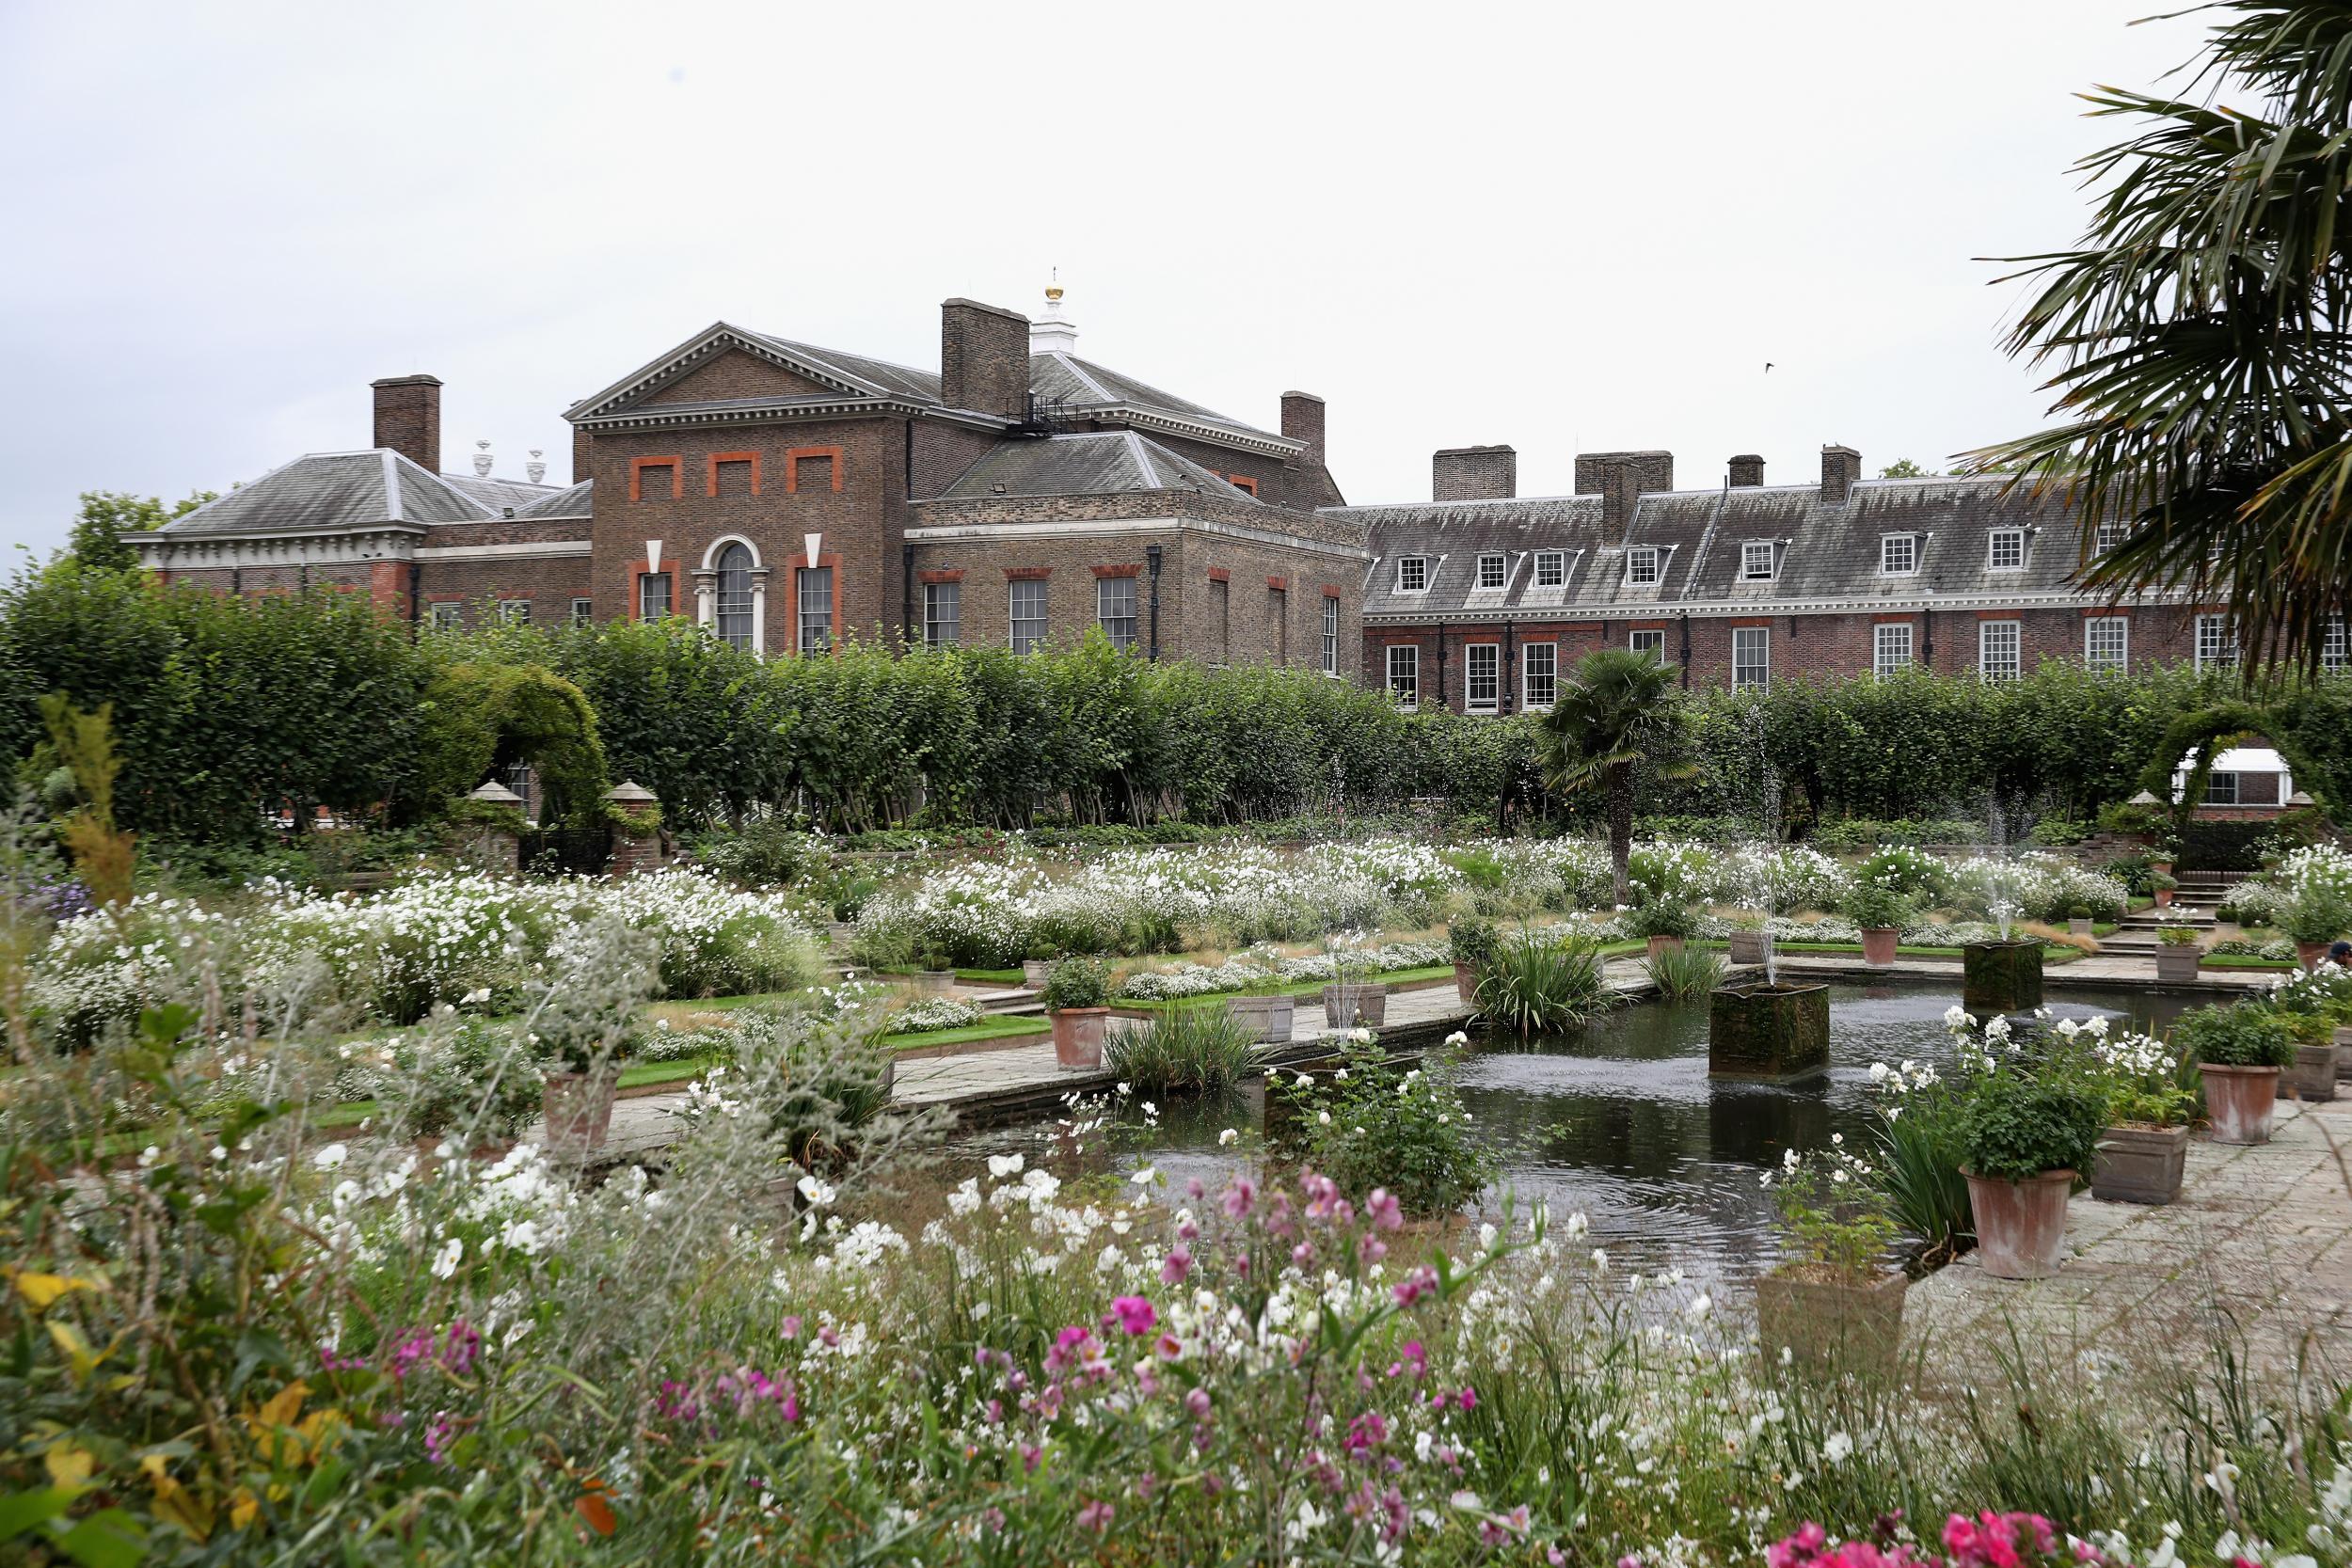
[1708,982,1830,1082]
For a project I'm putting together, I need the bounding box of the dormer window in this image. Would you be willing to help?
[1988,528,2025,570]
[2094,518,2128,558]
[1880,533,1918,576]
[1394,556,1429,594]
[1475,552,1506,590]
[1534,550,1565,587]
[1627,546,1661,587]
[1740,541,1776,581]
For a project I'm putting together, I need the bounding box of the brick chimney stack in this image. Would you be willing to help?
[1281,391,1327,474]
[1820,444,1863,504]
[572,426,592,485]
[1728,453,1765,488]
[1575,451,1675,539]
[372,374,442,473]
[940,298,1031,419]
[1432,445,1517,501]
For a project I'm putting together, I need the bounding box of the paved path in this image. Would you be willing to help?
[1767,949,2280,993]
[1905,1096,2352,1385]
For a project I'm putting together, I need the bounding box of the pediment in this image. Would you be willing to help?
[564,324,896,421]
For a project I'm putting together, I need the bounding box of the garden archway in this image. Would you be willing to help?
[2132,700,2329,823]
[415,662,609,827]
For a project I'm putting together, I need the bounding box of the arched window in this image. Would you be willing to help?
[715,543,755,650]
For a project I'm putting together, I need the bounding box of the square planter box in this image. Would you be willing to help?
[1708,981,1829,1081]
[1645,935,1686,963]
[542,1067,621,1159]
[2281,1041,2338,1102]
[1022,959,1054,989]
[1963,940,2043,1017]
[2154,948,2202,984]
[914,970,958,997]
[2090,1123,2188,1205]
[2336,1023,2352,1084]
[1322,983,1389,1029]
[2068,918,2094,937]
[1454,962,1479,1006]
[1963,1166,2074,1279]
[1859,927,1899,968]
[1756,1266,1907,1375]
[1726,930,1768,966]
[1225,993,1295,1043]
[2201,1062,2280,1144]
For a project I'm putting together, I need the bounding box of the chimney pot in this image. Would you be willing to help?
[1728,453,1765,488]
[371,373,442,473]
[1432,444,1517,502]
[1820,444,1863,504]
[941,298,1031,420]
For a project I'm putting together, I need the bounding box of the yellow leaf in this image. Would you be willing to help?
[45,1443,95,1486]
[45,1319,98,1385]
[12,1270,103,1311]
[229,1488,258,1530]
[143,1454,215,1543]
[252,1381,308,1431]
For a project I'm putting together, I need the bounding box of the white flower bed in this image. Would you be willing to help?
[1117,940,1452,1001]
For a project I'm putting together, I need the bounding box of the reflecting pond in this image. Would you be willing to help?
[970,981,2201,1294]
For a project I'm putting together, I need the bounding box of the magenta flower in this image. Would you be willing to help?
[1160,1244,1192,1285]
[1391,1266,1438,1307]
[1365,1187,1404,1231]
[1184,1386,1212,1420]
[1221,1176,1257,1218]
[1076,1497,1115,1534]
[1110,1295,1157,1336]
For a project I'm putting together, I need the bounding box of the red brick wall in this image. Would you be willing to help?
[642,352,835,404]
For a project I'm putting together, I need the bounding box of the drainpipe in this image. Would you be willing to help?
[1501,621,1517,715]
[1145,544,1164,661]
[901,543,915,647]
[1678,611,1692,689]
[1920,609,1933,670]
[1435,621,1449,713]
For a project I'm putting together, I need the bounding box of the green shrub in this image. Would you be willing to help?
[1625,899,1696,940]
[1855,846,1951,903]
[697,818,818,886]
[1472,930,1613,1036]
[340,1015,547,1141]
[1273,1037,1497,1217]
[1878,1088,1974,1257]
[1645,942,1724,1002]
[2283,883,2352,945]
[1447,915,1500,970]
[1957,1070,2106,1181]
[1843,881,1915,931]
[1040,956,1114,1013]
[2173,1002,2296,1068]
[1105,1006,1260,1095]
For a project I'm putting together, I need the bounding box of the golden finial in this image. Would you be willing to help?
[1044,265,1063,304]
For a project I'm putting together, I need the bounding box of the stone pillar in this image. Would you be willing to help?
[606,781,663,878]
[750,568,770,657]
[461,780,524,876]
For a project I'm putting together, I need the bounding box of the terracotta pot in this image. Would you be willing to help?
[2151,859,2174,877]
[1755,1266,1908,1373]
[1644,934,1685,962]
[1453,961,1479,1006]
[2153,887,2174,909]
[1050,1007,1108,1070]
[2090,1123,2188,1205]
[1963,1166,2075,1279]
[2296,940,2328,971]
[2200,1062,2280,1144]
[2154,947,2202,984]
[1321,983,1389,1029]
[2281,1041,2337,1102]
[1726,929,1768,966]
[2068,918,2093,937]
[1859,927,1899,968]
[1022,959,1054,989]
[542,1067,621,1158]
[1225,992,1295,1043]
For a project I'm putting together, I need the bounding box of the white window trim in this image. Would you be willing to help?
[1979,618,2022,679]
[1732,626,1770,688]
[1627,546,1661,586]
[1474,552,1508,590]
[1521,641,1557,708]
[1629,629,1666,659]
[1740,541,1776,581]
[1393,557,1430,594]
[2085,614,2128,672]
[2195,612,2237,671]
[1987,529,2026,572]
[1873,622,1915,679]
[922,580,960,647]
[1386,644,1420,710]
[1009,579,1049,654]
[1879,534,1918,577]
[1464,643,1501,714]
[1533,550,1566,587]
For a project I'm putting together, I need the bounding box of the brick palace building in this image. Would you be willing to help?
[138,286,2302,708]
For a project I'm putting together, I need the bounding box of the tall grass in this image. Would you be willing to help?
[1473,929,1614,1037]
[1105,1004,1262,1094]
[1879,1092,1974,1263]
[1645,943,1725,1002]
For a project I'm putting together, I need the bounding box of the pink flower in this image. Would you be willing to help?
[1365,1188,1404,1230]
[1221,1177,1256,1218]
[1391,1266,1438,1307]
[1160,1244,1192,1285]
[1154,1332,1184,1361]
[1184,1386,1212,1420]
[781,1314,802,1338]
[1076,1498,1114,1534]
[1110,1295,1157,1336]
[1302,1170,1340,1219]
[1387,1340,1428,1379]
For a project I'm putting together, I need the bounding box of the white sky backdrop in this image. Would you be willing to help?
[0,1,2216,555]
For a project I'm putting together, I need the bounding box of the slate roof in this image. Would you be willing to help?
[738,331,946,404]
[442,472,563,514]
[1027,352,1284,444]
[513,478,594,519]
[158,451,490,536]
[1334,475,2090,620]
[937,432,1260,503]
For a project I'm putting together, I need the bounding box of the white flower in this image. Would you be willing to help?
[1478,1222,1499,1250]
[1686,1293,1712,1321]
[1318,1111,1331,1125]
[313,1143,348,1171]
[987,1152,1025,1179]
[1217,1128,1238,1147]
[797,1175,837,1209]
[1824,1432,1853,1464]
[1129,1165,1157,1185]
[431,1237,464,1279]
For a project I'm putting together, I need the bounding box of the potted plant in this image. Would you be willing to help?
[1725,914,1769,967]
[1449,916,1500,1005]
[1040,956,1114,1071]
[1321,938,1390,1029]
[1021,946,1061,990]
[1956,1069,2104,1279]
[2177,1002,2295,1145]
[2066,902,2093,938]
[2154,926,2203,984]
[2277,1010,2340,1102]
[2284,884,2352,970]
[913,944,958,996]
[2151,869,2178,910]
[1629,897,1694,963]
[534,987,632,1161]
[1844,883,1912,969]
[1756,1144,1905,1371]
[2082,1027,2198,1205]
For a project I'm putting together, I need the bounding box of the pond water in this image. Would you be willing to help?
[963,981,2201,1295]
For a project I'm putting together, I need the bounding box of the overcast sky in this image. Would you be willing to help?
[0,2,2216,555]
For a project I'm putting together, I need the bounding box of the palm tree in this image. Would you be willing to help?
[1969,3,2352,673]
[1535,649,1697,904]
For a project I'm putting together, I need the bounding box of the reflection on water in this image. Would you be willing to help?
[957,983,2200,1295]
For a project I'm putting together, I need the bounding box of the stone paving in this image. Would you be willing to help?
[1905,1096,2352,1385]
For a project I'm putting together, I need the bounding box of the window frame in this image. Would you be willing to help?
[1096,574,1138,650]
[715,543,755,652]
[2205,770,2241,806]
[2085,615,2128,673]
[1987,528,2026,572]
[1394,556,1429,594]
[497,598,531,626]
[1474,552,1507,590]
[2093,518,2128,558]
[2196,612,2238,671]
[1320,594,1339,674]
[1872,621,1915,679]
[1386,643,1419,710]
[1732,626,1770,688]
[1629,628,1667,661]
[2322,615,2347,671]
[1521,641,1557,708]
[428,601,463,631]
[796,564,833,656]
[922,580,961,648]
[1465,643,1501,714]
[568,596,593,628]
[1979,618,2022,681]
[1009,578,1049,655]
[1533,549,1566,587]
[638,572,673,621]
[1627,546,1661,587]
[1879,533,1917,577]
[1740,541,1775,581]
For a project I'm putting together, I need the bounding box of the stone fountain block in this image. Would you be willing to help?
[1963,940,2042,1017]
[1708,982,1830,1082]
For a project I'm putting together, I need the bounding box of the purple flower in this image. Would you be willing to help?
[1110,1295,1157,1336]
[1160,1244,1192,1286]
[1076,1498,1114,1534]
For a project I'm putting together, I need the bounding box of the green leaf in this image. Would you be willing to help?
[56,1508,146,1568]
[0,1487,81,1542]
